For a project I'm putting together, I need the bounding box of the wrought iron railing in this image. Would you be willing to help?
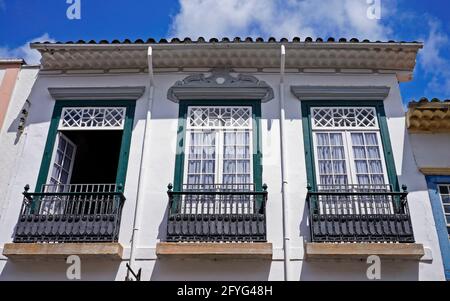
[166,183,268,242]
[307,184,415,243]
[13,184,126,243]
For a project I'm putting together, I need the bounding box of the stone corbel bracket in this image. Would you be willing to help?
[167,69,274,103]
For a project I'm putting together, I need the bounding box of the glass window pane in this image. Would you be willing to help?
[62,157,71,171]
[316,133,329,146]
[364,133,378,145]
[189,147,201,159]
[224,146,235,159]
[202,160,215,173]
[329,133,343,146]
[202,175,214,185]
[236,160,250,173]
[317,147,330,159]
[55,150,64,165]
[203,147,215,159]
[332,147,345,159]
[223,161,236,173]
[58,137,67,151]
[442,195,450,204]
[443,205,450,214]
[223,175,235,184]
[187,175,201,185]
[371,175,385,185]
[369,160,383,173]
[334,176,347,185]
[355,161,368,173]
[236,146,249,159]
[353,147,366,159]
[357,175,370,185]
[320,176,333,185]
[439,185,449,195]
[351,133,364,145]
[319,161,333,174]
[333,161,347,175]
[60,171,69,184]
[367,147,381,159]
[66,144,74,157]
[188,160,201,173]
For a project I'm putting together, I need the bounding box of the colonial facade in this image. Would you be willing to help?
[407,98,450,280]
[0,37,446,281]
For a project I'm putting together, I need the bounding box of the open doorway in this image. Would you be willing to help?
[46,130,123,193]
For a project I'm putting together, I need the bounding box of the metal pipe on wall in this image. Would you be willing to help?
[128,46,155,280]
[279,45,292,281]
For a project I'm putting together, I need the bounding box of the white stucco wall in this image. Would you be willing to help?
[0,66,39,220]
[0,70,445,281]
[408,133,450,169]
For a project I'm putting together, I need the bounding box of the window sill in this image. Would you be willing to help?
[305,243,425,261]
[2,243,123,261]
[156,242,273,260]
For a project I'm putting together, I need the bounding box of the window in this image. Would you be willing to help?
[184,106,253,189]
[35,101,136,194]
[311,107,389,189]
[438,184,450,239]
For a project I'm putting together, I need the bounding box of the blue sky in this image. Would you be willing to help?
[1,0,449,104]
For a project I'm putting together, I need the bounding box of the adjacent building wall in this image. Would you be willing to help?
[0,71,445,281]
[0,66,39,220]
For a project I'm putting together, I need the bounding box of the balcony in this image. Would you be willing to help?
[3,184,125,260]
[305,184,424,260]
[157,184,272,260]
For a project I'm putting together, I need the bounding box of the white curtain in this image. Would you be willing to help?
[187,131,216,187]
[223,131,251,185]
[351,133,385,186]
[316,133,347,186]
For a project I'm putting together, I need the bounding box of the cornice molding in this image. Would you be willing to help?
[419,168,450,176]
[48,86,146,100]
[32,44,422,78]
[290,86,391,101]
[167,69,274,103]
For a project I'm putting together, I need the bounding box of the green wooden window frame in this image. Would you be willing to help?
[301,100,399,191]
[173,100,263,192]
[34,100,136,192]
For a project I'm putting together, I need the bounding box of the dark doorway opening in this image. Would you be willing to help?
[62,130,123,185]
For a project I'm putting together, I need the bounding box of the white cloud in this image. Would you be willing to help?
[170,0,394,40]
[0,34,55,65]
[418,19,450,96]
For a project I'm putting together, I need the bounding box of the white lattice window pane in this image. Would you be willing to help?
[59,107,126,130]
[312,107,378,129]
[188,106,251,129]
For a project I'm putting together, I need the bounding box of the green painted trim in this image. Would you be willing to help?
[34,100,136,193]
[173,101,188,192]
[300,100,399,192]
[115,102,136,187]
[173,100,263,192]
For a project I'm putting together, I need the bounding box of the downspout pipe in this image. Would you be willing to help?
[279,45,292,281]
[128,46,155,279]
